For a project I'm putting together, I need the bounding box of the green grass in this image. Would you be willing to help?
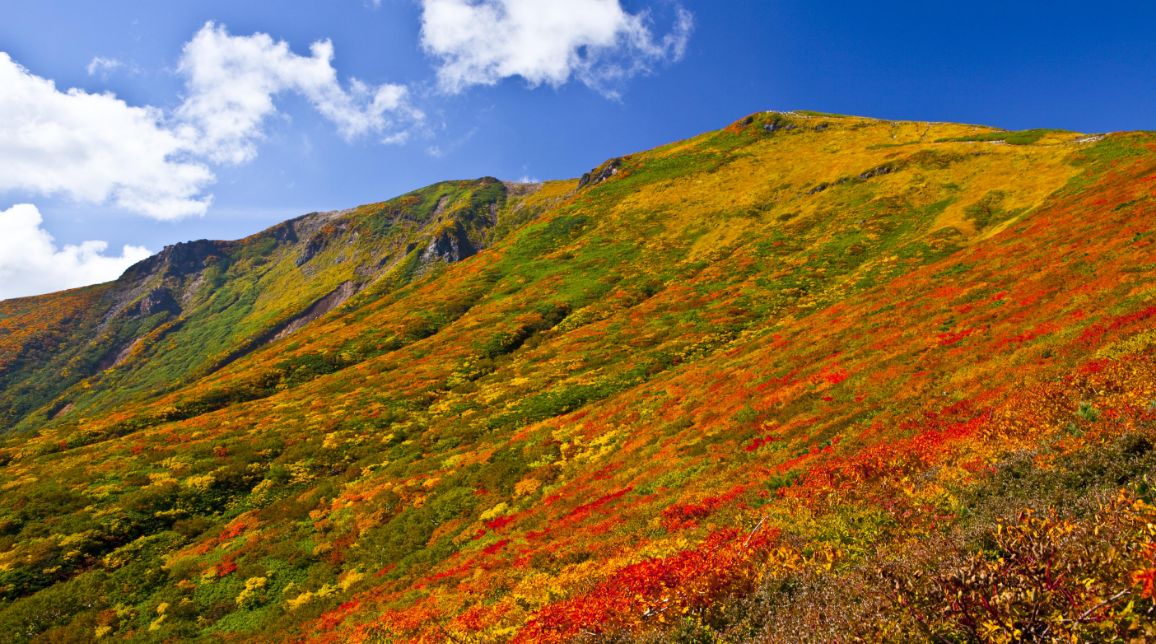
[935,128,1070,146]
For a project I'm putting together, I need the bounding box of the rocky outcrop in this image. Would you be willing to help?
[808,161,905,195]
[578,158,622,189]
[763,117,798,134]
[95,337,145,372]
[421,222,479,265]
[107,241,231,324]
[297,232,331,267]
[121,239,232,282]
[129,288,180,318]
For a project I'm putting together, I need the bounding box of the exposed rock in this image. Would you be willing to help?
[297,221,354,268]
[421,222,478,265]
[807,180,842,195]
[179,272,209,307]
[858,162,900,180]
[808,162,904,195]
[95,336,145,372]
[504,180,543,195]
[578,158,622,190]
[297,233,329,267]
[764,118,798,134]
[432,195,451,216]
[49,401,74,420]
[266,221,299,244]
[272,281,359,342]
[132,288,180,318]
[122,239,231,282]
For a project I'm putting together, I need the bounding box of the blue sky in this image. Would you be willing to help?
[1,0,1154,298]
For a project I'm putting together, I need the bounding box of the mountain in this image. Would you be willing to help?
[0,111,1154,641]
[0,177,531,434]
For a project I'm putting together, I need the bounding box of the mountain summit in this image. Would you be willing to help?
[1,112,1155,641]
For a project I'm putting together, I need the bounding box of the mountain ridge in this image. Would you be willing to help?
[0,111,1154,641]
[0,175,538,433]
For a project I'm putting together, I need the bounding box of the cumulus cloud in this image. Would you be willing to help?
[177,22,423,165]
[0,24,423,221]
[420,0,693,95]
[0,204,151,300]
[0,6,694,297]
[0,53,215,219]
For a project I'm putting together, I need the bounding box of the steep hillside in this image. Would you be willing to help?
[0,112,1154,642]
[0,177,540,433]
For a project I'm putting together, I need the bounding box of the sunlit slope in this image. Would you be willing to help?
[0,113,1154,642]
[25,113,1089,443]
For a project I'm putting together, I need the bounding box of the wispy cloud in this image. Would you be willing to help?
[86,56,123,77]
[424,124,477,159]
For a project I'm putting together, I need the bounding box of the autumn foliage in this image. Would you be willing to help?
[0,113,1153,641]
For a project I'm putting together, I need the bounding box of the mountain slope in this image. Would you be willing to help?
[0,177,543,433]
[0,112,1154,641]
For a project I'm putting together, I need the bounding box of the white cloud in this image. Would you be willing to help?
[86,56,123,77]
[0,24,424,223]
[0,53,215,220]
[176,22,422,165]
[0,204,151,300]
[420,0,693,96]
[0,25,430,296]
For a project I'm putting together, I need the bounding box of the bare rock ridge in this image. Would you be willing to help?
[121,238,233,282]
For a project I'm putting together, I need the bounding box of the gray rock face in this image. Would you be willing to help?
[421,222,478,265]
[764,118,798,134]
[122,239,232,282]
[133,288,180,318]
[857,162,899,180]
[578,158,623,190]
[297,232,331,267]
